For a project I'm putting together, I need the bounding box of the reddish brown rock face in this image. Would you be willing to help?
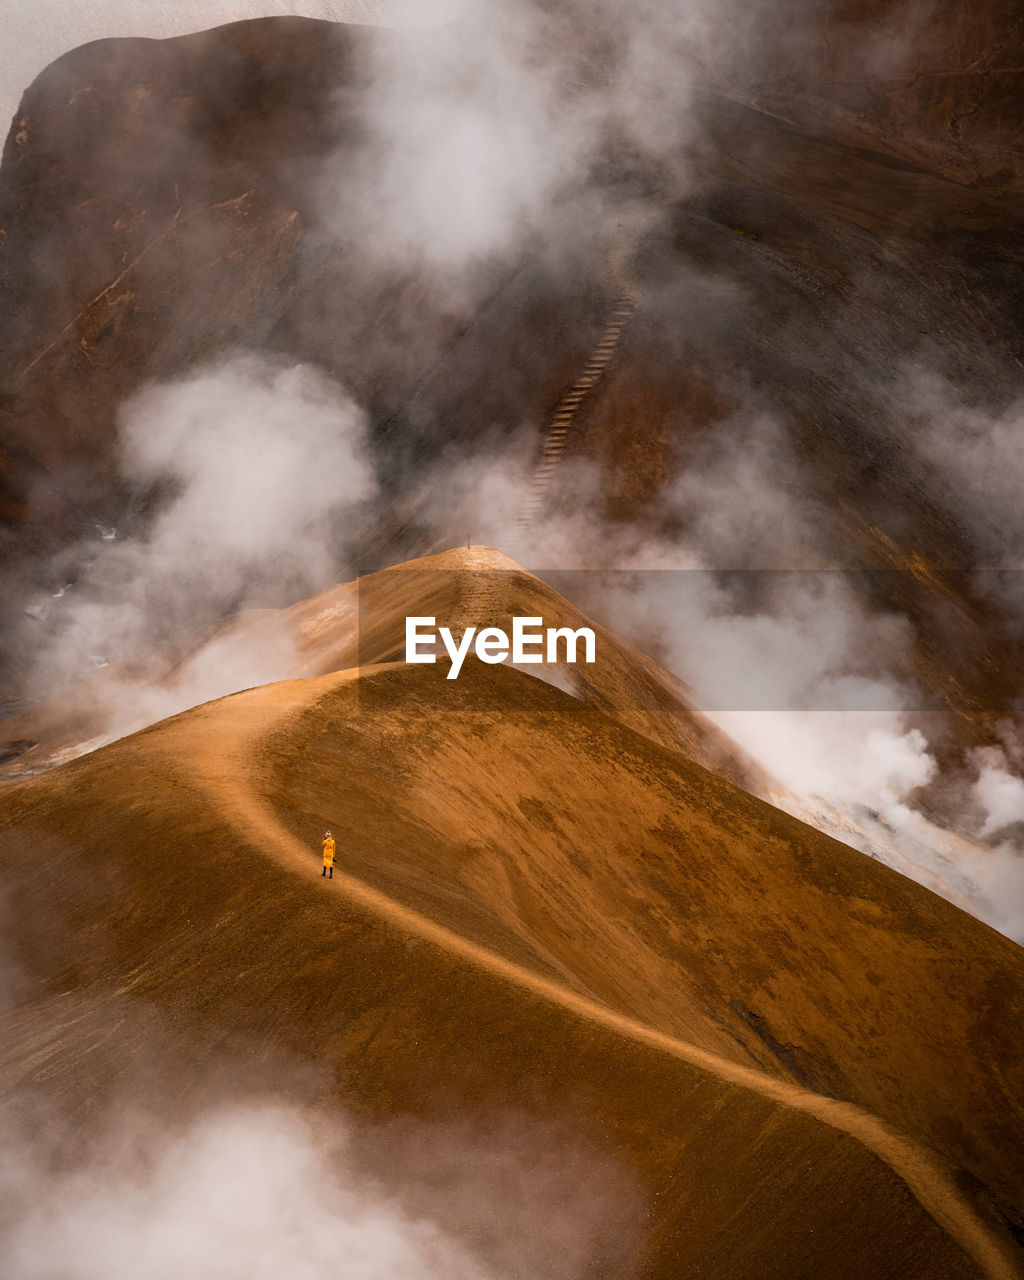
[0,19,601,577]
[2,4,1021,506]
[0,22,357,537]
[0,7,1022,738]
[746,0,1024,194]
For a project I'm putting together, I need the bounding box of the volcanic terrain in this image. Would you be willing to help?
[1,5,1024,1278]
[1,549,1023,1278]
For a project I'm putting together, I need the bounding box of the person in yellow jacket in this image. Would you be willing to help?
[321,831,336,879]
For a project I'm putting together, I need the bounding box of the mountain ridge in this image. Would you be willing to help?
[2,639,1022,1272]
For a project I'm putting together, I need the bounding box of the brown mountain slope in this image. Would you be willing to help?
[0,657,1021,1275]
[727,0,1024,194]
[0,547,764,791]
[245,666,1024,1227]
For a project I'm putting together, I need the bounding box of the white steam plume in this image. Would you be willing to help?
[25,352,376,731]
[313,0,725,290]
[322,5,593,272]
[972,746,1024,840]
[0,1100,641,1280]
[961,746,1024,939]
[1,1106,495,1280]
[905,368,1024,569]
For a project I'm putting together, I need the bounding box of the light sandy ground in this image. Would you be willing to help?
[3,654,1024,1275]
[3,551,1024,1274]
[179,665,1020,1280]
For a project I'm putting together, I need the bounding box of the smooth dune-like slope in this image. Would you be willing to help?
[256,665,1024,1228]
[0,548,764,791]
[0,657,1021,1277]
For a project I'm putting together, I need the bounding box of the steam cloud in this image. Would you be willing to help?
[314,0,714,281]
[24,351,376,734]
[906,367,1024,568]
[3,1105,489,1280]
[0,1099,641,1280]
[322,5,591,273]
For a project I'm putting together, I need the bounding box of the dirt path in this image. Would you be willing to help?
[176,670,1020,1280]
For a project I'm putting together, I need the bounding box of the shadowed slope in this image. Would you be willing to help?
[0,658,1021,1277]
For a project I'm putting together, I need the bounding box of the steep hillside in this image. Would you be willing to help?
[0,547,765,791]
[0,653,1022,1276]
[731,0,1024,194]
